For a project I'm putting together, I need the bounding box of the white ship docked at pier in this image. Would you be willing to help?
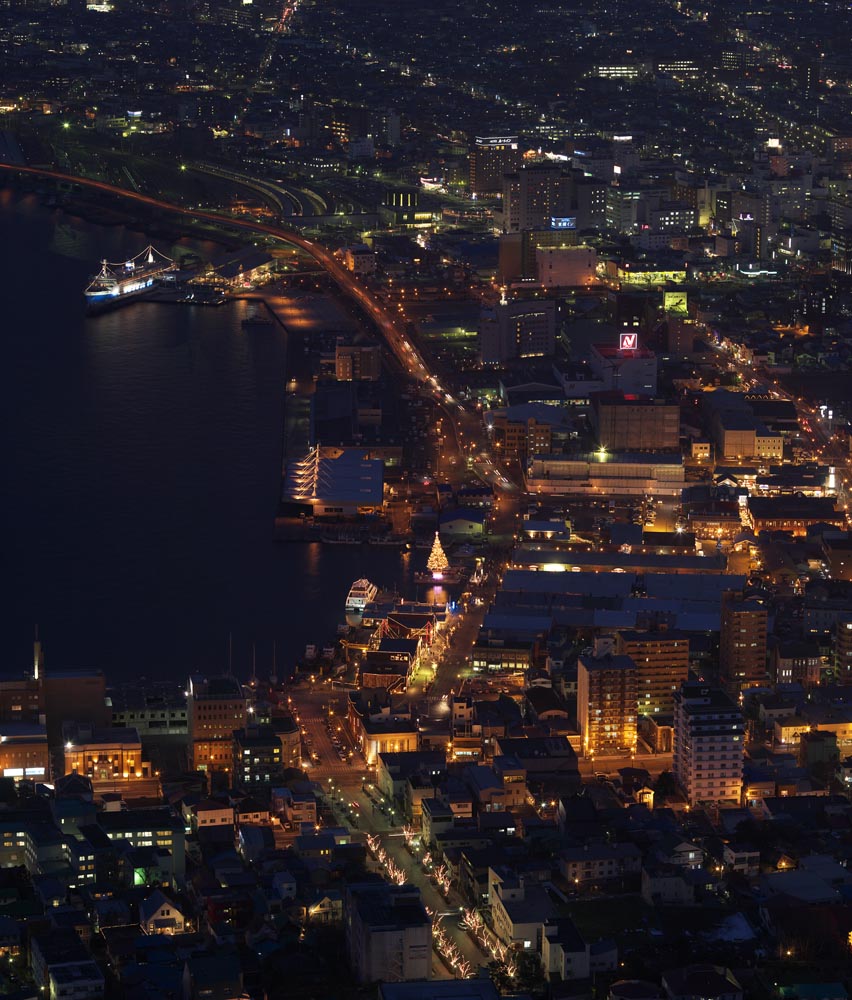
[85,245,177,311]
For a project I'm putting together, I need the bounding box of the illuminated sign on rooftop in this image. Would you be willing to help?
[551,217,577,230]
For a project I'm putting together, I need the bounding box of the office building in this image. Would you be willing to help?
[577,652,638,756]
[720,592,768,697]
[345,883,432,984]
[469,136,522,197]
[187,676,247,775]
[479,297,557,364]
[590,392,680,452]
[673,684,744,806]
[335,343,382,381]
[615,628,690,717]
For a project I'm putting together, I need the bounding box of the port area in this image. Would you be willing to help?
[266,283,429,547]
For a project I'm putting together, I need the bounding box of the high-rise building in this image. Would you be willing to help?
[479,297,557,364]
[469,136,522,197]
[501,163,571,232]
[720,591,768,696]
[673,683,744,806]
[577,652,637,756]
[614,628,690,717]
[187,676,247,775]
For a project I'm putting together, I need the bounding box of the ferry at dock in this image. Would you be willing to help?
[84,245,177,312]
[345,578,378,625]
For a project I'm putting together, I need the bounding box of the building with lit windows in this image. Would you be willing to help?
[577,652,638,757]
[525,451,684,498]
[479,297,557,363]
[335,343,382,381]
[720,591,768,696]
[95,809,185,885]
[614,628,690,717]
[233,726,286,788]
[109,684,187,737]
[591,62,651,80]
[485,403,574,463]
[834,618,852,683]
[378,190,433,228]
[0,724,49,783]
[62,725,160,802]
[187,676,247,775]
[500,163,571,233]
[0,674,43,725]
[347,689,419,766]
[343,245,377,275]
[747,497,845,536]
[469,136,522,197]
[673,684,744,807]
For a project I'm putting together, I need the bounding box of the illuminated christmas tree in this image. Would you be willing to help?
[427,531,449,580]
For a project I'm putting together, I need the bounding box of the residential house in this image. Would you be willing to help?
[138,889,186,935]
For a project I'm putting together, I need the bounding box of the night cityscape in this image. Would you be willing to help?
[4,0,852,998]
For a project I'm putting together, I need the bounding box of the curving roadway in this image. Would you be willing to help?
[0,161,522,496]
[0,162,432,384]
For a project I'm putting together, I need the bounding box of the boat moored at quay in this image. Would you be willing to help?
[84,245,177,313]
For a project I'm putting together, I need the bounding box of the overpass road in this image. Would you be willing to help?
[0,163,431,381]
[0,162,521,498]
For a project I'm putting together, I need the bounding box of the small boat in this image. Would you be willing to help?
[242,309,273,328]
[345,578,378,625]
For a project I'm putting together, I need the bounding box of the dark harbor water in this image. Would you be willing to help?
[1,189,416,682]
